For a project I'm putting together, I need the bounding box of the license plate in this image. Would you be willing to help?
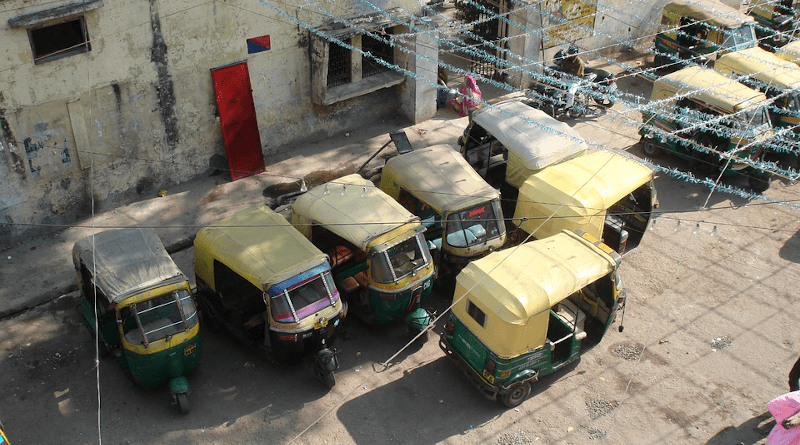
[184,343,196,356]
[314,319,328,330]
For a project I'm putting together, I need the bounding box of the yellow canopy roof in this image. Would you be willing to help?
[518,151,653,218]
[471,100,588,171]
[776,39,800,65]
[381,144,500,215]
[291,174,419,251]
[457,231,617,326]
[194,205,328,290]
[661,0,754,28]
[652,66,767,112]
[716,47,800,89]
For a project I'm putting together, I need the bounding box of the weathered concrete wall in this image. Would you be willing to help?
[0,0,429,249]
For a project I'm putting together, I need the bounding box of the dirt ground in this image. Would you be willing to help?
[2,48,800,444]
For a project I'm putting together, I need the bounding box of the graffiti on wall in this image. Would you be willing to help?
[541,0,597,49]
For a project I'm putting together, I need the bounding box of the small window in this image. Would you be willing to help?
[29,17,91,64]
[466,300,486,327]
[362,29,394,78]
[327,39,351,87]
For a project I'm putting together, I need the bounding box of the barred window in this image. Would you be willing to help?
[362,29,394,78]
[327,39,351,87]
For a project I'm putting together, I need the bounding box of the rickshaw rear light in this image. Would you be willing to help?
[378,292,397,301]
[279,334,298,342]
[443,321,455,334]
[485,359,496,374]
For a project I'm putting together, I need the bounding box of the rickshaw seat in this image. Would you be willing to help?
[355,271,369,288]
[329,246,354,268]
[554,300,586,341]
[341,277,360,293]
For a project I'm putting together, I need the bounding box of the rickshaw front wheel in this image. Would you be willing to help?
[501,382,531,408]
[176,393,190,414]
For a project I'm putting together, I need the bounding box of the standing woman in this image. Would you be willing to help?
[450,74,482,117]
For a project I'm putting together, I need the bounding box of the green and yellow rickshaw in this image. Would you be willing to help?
[193,205,345,387]
[654,0,759,69]
[511,150,657,255]
[640,65,773,192]
[379,144,506,278]
[440,230,625,408]
[291,174,435,337]
[73,228,201,414]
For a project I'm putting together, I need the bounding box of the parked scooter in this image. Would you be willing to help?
[526,74,597,119]
[552,46,616,107]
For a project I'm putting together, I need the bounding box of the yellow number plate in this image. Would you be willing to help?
[184,343,196,356]
[314,319,328,330]
[482,369,495,384]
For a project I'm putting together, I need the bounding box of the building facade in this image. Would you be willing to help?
[0,0,437,248]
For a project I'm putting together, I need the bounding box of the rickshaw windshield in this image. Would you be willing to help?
[721,24,758,51]
[270,271,337,323]
[445,200,504,248]
[371,233,431,283]
[122,289,197,345]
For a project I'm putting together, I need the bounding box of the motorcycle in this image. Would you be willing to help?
[526,72,599,119]
[552,47,616,108]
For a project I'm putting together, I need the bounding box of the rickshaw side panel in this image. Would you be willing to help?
[123,333,202,390]
[77,300,121,351]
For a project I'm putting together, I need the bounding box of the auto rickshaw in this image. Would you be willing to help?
[511,150,657,255]
[458,100,587,190]
[73,228,201,414]
[653,0,759,69]
[746,0,799,50]
[193,205,344,387]
[379,144,506,278]
[291,174,435,337]
[715,47,800,141]
[640,65,773,192]
[439,230,626,408]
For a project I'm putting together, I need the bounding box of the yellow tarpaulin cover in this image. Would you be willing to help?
[776,39,800,65]
[661,0,754,28]
[716,47,800,89]
[380,144,499,214]
[194,205,328,291]
[652,66,766,113]
[453,231,616,357]
[291,174,419,252]
[514,151,653,239]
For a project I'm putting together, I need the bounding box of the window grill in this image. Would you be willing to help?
[327,39,351,87]
[362,30,394,78]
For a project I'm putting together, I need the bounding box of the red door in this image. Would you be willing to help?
[211,62,265,181]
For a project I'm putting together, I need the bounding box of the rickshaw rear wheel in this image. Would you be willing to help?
[501,382,531,408]
[177,393,190,414]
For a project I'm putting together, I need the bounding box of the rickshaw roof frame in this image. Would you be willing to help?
[456,230,618,326]
[661,0,755,28]
[716,47,800,89]
[652,66,768,113]
[291,174,421,252]
[470,100,588,171]
[72,228,189,304]
[194,205,329,292]
[518,151,654,219]
[382,144,500,215]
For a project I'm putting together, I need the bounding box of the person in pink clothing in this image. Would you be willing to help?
[767,391,800,444]
[450,74,482,117]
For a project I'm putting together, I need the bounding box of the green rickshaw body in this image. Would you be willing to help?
[439,230,625,407]
[73,229,202,394]
[715,47,800,135]
[379,144,506,273]
[292,174,435,325]
[654,0,758,66]
[640,66,773,190]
